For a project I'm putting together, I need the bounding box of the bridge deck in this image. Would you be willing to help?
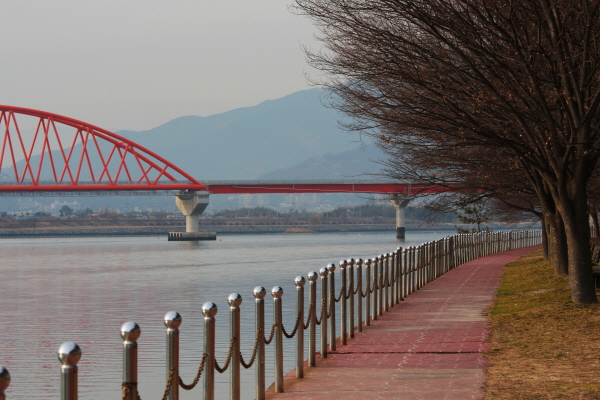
[266,246,539,399]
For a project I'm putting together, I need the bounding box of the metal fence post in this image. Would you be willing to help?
[327,263,337,351]
[347,258,355,338]
[378,254,384,316]
[294,277,305,378]
[164,311,181,400]
[356,258,363,332]
[228,293,242,400]
[389,252,396,306]
[339,259,348,344]
[384,253,390,312]
[372,256,379,320]
[0,365,10,400]
[271,286,284,393]
[319,267,329,357]
[253,287,266,400]
[0,366,9,400]
[307,271,318,367]
[365,258,371,326]
[397,247,403,302]
[202,302,217,400]
[121,322,140,400]
[58,342,81,400]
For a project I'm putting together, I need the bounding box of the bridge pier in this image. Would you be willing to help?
[172,192,216,241]
[391,195,411,239]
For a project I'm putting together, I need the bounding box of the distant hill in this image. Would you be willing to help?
[117,88,373,179]
[257,145,386,180]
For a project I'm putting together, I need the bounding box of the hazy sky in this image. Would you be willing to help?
[0,1,322,132]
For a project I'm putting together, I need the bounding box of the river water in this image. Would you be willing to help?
[0,230,455,399]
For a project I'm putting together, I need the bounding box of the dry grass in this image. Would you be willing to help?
[485,250,600,399]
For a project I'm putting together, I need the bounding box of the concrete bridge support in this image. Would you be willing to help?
[176,192,210,232]
[171,192,215,241]
[391,195,411,239]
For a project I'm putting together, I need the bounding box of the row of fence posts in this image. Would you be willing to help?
[0,230,541,400]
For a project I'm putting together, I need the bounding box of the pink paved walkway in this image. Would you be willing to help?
[266,246,540,400]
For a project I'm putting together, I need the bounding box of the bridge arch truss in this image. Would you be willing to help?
[0,106,204,193]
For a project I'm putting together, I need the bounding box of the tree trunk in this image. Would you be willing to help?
[557,192,598,303]
[590,208,599,238]
[545,209,569,276]
[541,214,549,259]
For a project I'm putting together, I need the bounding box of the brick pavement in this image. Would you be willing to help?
[265,246,540,400]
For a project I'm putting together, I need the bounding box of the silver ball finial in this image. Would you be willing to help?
[327,263,336,272]
[307,271,319,281]
[0,365,9,393]
[365,258,372,266]
[164,311,182,330]
[271,286,284,298]
[339,260,348,269]
[120,321,141,342]
[57,342,82,367]
[253,286,267,299]
[347,258,355,266]
[356,258,363,266]
[228,293,243,308]
[294,276,306,287]
[202,302,218,318]
[319,266,329,277]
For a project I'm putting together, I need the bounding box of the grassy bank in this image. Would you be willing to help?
[485,251,600,399]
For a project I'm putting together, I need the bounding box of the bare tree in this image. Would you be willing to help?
[294,0,600,302]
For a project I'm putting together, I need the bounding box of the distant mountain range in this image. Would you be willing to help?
[257,145,385,180]
[8,88,386,182]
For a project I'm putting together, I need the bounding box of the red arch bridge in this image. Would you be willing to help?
[0,106,452,239]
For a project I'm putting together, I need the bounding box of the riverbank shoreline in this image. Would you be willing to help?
[0,224,403,237]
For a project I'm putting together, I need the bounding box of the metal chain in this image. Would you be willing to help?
[303,304,313,329]
[354,280,360,295]
[282,311,301,339]
[327,292,335,318]
[121,383,136,400]
[121,369,174,400]
[160,368,176,400]
[240,328,262,369]
[179,353,207,390]
[384,269,390,288]
[362,276,370,298]
[214,337,236,374]
[314,296,326,326]
[370,275,376,293]
[264,323,277,344]
[334,286,343,302]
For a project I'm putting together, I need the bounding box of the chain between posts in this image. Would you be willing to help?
[314,296,326,325]
[282,311,301,339]
[264,324,277,344]
[334,286,344,302]
[214,337,237,374]
[327,292,335,318]
[179,353,208,390]
[122,368,175,400]
[303,304,313,329]
[362,275,372,298]
[240,328,262,369]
